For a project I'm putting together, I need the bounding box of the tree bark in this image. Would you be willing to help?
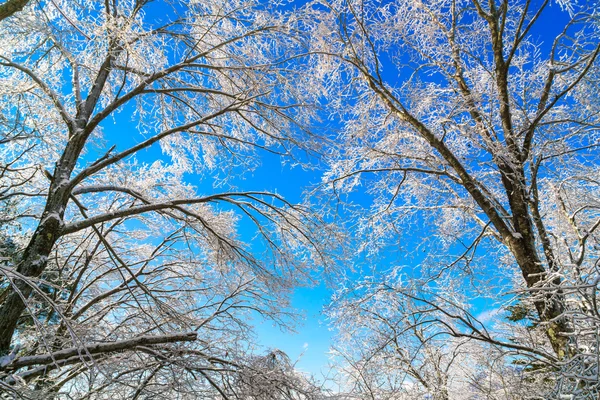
[0,130,89,355]
[0,0,29,21]
[3,331,197,371]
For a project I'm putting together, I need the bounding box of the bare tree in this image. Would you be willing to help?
[328,272,556,399]
[303,0,600,396]
[0,0,331,397]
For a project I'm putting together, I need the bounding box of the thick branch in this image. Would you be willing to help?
[3,331,197,370]
[0,0,28,21]
[60,191,276,235]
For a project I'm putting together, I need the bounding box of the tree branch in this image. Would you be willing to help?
[3,332,197,370]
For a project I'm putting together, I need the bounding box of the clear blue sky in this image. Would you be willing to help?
[97,0,576,381]
[100,103,338,378]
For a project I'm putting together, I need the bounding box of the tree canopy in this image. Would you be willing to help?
[1,0,600,398]
[0,0,332,397]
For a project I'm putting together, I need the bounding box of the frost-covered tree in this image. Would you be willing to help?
[328,272,554,399]
[0,0,331,397]
[304,0,600,397]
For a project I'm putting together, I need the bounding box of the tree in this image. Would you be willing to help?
[304,0,600,396]
[328,271,555,399]
[0,0,331,396]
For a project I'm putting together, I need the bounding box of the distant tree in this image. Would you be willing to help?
[328,272,553,399]
[304,0,600,396]
[0,0,331,397]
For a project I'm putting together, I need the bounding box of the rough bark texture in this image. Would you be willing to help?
[0,139,83,354]
[485,4,573,358]
[0,0,29,21]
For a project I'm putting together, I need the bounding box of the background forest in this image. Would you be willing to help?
[0,0,599,398]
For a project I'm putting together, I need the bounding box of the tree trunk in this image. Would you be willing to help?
[0,133,86,355]
[501,164,572,359]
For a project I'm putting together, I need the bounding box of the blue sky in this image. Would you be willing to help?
[94,0,578,382]
[221,146,337,378]
[99,102,338,377]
